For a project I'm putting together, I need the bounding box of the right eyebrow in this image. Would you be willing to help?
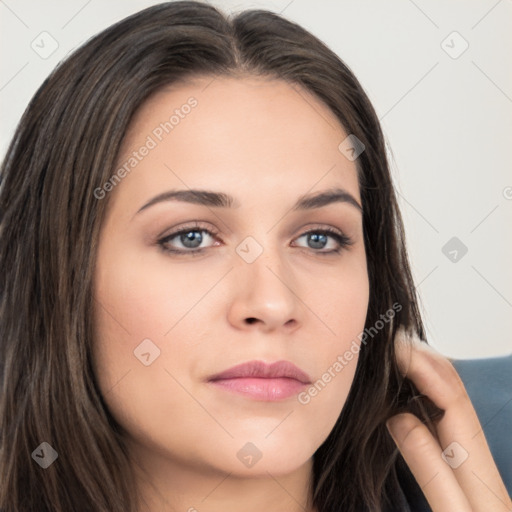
[133,186,363,218]
[135,189,238,216]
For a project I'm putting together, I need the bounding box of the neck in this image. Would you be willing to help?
[130,443,318,512]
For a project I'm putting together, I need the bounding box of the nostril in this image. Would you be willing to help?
[245,318,258,324]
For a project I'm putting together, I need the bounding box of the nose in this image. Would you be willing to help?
[226,245,301,333]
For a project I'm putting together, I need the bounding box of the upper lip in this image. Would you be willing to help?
[207,360,312,384]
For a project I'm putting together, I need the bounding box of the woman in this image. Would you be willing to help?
[0,2,510,511]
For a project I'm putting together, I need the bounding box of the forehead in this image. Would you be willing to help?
[111,75,361,210]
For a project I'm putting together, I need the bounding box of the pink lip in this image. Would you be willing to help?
[207,360,311,401]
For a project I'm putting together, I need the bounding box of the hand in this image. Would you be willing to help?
[386,328,512,512]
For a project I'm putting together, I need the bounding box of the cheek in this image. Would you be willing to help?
[307,250,370,342]
[296,255,369,426]
[91,252,205,465]
[92,239,218,351]
[295,354,358,449]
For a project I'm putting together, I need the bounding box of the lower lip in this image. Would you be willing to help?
[208,377,308,401]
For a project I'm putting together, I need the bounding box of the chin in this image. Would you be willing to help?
[217,436,316,477]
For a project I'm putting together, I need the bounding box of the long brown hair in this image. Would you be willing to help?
[0,2,439,510]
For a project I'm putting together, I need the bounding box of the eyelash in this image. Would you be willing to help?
[157,222,354,257]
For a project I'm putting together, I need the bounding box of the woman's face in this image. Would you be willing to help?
[92,75,369,481]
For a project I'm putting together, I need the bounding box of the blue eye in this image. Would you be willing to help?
[157,224,217,256]
[157,224,353,256]
[293,228,353,254]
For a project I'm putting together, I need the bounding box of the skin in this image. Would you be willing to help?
[92,76,369,512]
[388,330,512,512]
[92,76,512,511]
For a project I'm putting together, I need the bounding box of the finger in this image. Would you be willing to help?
[394,329,512,511]
[387,412,472,512]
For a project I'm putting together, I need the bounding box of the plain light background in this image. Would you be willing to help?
[1,0,511,358]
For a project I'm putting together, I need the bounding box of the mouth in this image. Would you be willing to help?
[206,360,312,401]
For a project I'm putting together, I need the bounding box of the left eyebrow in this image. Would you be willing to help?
[292,187,363,213]
[133,186,363,216]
